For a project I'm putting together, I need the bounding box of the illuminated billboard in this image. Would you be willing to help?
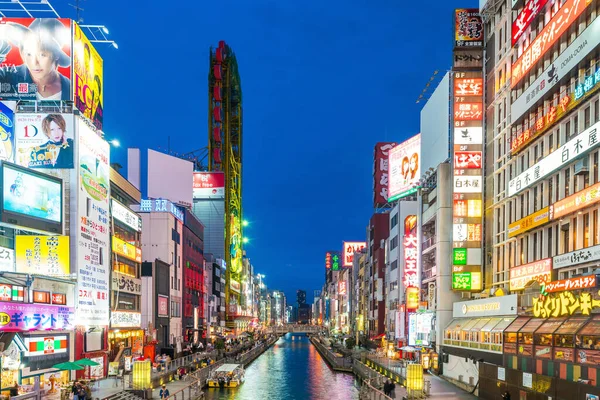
[76,120,110,326]
[343,242,366,268]
[512,0,550,46]
[73,22,103,130]
[15,235,69,276]
[325,251,341,271]
[373,142,396,207]
[112,236,141,263]
[550,181,600,220]
[452,266,482,291]
[0,161,62,233]
[14,113,74,169]
[193,172,225,198]
[509,259,552,291]
[0,102,14,162]
[0,18,72,101]
[454,9,483,47]
[511,0,591,88]
[388,134,421,201]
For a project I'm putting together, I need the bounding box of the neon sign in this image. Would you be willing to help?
[533,290,600,317]
[404,234,418,288]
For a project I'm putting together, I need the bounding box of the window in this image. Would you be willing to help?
[113,258,138,277]
[390,236,399,250]
[585,106,591,129]
[584,213,590,248]
[390,281,398,292]
[595,210,599,245]
[391,214,398,229]
[533,186,538,211]
[562,226,570,254]
[113,292,139,311]
[548,227,553,257]
[533,232,538,260]
[574,218,578,250]
[391,260,398,271]
[565,168,570,197]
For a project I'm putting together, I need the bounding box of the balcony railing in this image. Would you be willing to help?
[422,236,436,251]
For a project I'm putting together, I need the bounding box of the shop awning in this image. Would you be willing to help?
[444,319,468,331]
[459,319,479,331]
[555,316,589,335]
[519,318,545,333]
[469,318,492,331]
[490,317,517,333]
[504,316,531,333]
[536,318,567,334]
[577,316,600,336]
[370,333,385,340]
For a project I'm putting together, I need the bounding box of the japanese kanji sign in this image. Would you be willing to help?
[15,235,69,276]
[553,244,600,269]
[343,243,365,268]
[454,151,482,169]
[509,121,600,196]
[326,251,342,271]
[453,176,482,193]
[454,127,483,145]
[511,0,591,88]
[512,0,550,46]
[509,259,552,291]
[551,181,600,221]
[533,290,600,318]
[404,233,418,289]
[373,142,396,207]
[454,9,483,47]
[0,302,74,331]
[508,207,550,238]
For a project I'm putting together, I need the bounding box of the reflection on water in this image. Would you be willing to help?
[205,333,360,400]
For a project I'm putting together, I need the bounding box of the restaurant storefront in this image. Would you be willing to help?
[442,295,518,391]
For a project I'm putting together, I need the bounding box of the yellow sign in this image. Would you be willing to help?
[15,235,69,276]
[508,207,549,238]
[73,22,104,130]
[112,236,142,263]
[533,290,600,318]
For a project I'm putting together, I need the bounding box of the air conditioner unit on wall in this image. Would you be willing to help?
[575,156,589,175]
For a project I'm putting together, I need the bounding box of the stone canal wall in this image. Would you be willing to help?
[309,336,353,372]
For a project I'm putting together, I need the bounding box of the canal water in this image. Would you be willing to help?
[204,333,360,400]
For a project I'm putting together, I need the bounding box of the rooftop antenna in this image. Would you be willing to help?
[68,0,85,23]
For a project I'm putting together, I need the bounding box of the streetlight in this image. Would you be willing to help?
[108,139,120,147]
[242,237,249,244]
[242,220,249,227]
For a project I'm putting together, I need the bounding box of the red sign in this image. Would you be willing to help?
[512,0,550,46]
[193,172,225,198]
[343,242,366,267]
[454,102,483,121]
[373,142,396,207]
[33,291,50,304]
[404,234,418,288]
[454,200,468,217]
[544,276,597,293]
[467,224,482,241]
[454,151,482,169]
[338,281,347,296]
[511,0,592,88]
[52,293,66,305]
[325,252,332,269]
[454,78,483,96]
[158,296,169,317]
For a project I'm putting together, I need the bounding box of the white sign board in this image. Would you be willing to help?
[452,294,518,317]
[111,199,141,232]
[509,121,600,196]
[453,176,482,193]
[553,244,600,269]
[454,127,483,145]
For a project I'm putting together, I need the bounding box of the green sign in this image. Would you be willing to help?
[452,272,472,290]
[453,248,467,265]
[332,253,340,271]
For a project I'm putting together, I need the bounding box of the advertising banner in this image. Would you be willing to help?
[453,50,483,69]
[551,181,600,220]
[73,22,103,130]
[0,102,14,162]
[509,121,600,196]
[553,244,600,269]
[508,207,550,238]
[342,242,366,268]
[544,275,597,293]
[512,0,550,46]
[454,9,483,47]
[0,18,72,101]
[2,162,62,223]
[24,335,68,356]
[15,235,69,276]
[111,199,141,232]
[193,172,225,198]
[388,134,421,201]
[158,295,169,317]
[0,302,74,331]
[511,0,591,88]
[76,120,110,326]
[373,142,396,207]
[509,259,552,291]
[511,14,600,125]
[404,232,419,289]
[110,311,141,328]
[453,295,518,317]
[14,113,75,169]
[453,126,482,145]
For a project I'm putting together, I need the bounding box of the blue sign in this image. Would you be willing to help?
[139,198,185,223]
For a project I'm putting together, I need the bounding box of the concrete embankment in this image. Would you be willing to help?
[309,336,353,372]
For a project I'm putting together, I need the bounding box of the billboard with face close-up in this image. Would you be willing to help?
[0,18,72,101]
[388,134,421,201]
[14,113,74,169]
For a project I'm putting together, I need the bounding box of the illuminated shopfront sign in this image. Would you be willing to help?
[110,311,141,328]
[24,335,68,357]
[112,236,142,263]
[452,269,482,291]
[551,182,600,220]
[404,233,418,289]
[111,199,141,232]
[453,249,467,265]
[511,0,592,88]
[508,207,550,238]
[454,9,483,47]
[15,235,69,276]
[387,134,421,201]
[453,199,482,218]
[343,242,366,268]
[509,259,552,291]
[373,142,396,207]
[511,15,600,125]
[406,287,419,310]
[325,251,341,271]
[575,68,600,101]
[454,151,482,169]
[533,290,600,317]
[553,244,600,269]
[508,121,600,196]
[139,198,185,223]
[453,224,482,242]
[338,281,347,296]
[543,276,597,293]
[512,0,550,46]
[0,302,74,331]
[111,271,142,295]
[454,126,482,145]
[452,294,518,317]
[453,176,482,193]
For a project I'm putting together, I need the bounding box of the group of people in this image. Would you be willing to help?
[383,378,396,397]
[71,380,92,400]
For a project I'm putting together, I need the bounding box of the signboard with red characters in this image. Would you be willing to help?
[454,151,482,169]
[512,0,550,46]
[343,242,366,268]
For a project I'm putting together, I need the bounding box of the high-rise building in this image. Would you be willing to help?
[297,289,307,306]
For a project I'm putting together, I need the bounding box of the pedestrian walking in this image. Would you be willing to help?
[160,384,170,399]
[390,379,396,398]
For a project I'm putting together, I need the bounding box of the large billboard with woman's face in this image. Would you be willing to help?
[0,18,72,101]
[388,134,421,202]
[14,113,74,169]
[73,22,103,130]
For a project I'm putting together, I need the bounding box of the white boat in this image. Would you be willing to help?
[207,363,245,388]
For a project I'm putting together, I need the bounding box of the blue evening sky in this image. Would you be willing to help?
[56,0,476,303]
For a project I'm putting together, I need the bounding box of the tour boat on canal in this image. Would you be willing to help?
[207,363,245,388]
